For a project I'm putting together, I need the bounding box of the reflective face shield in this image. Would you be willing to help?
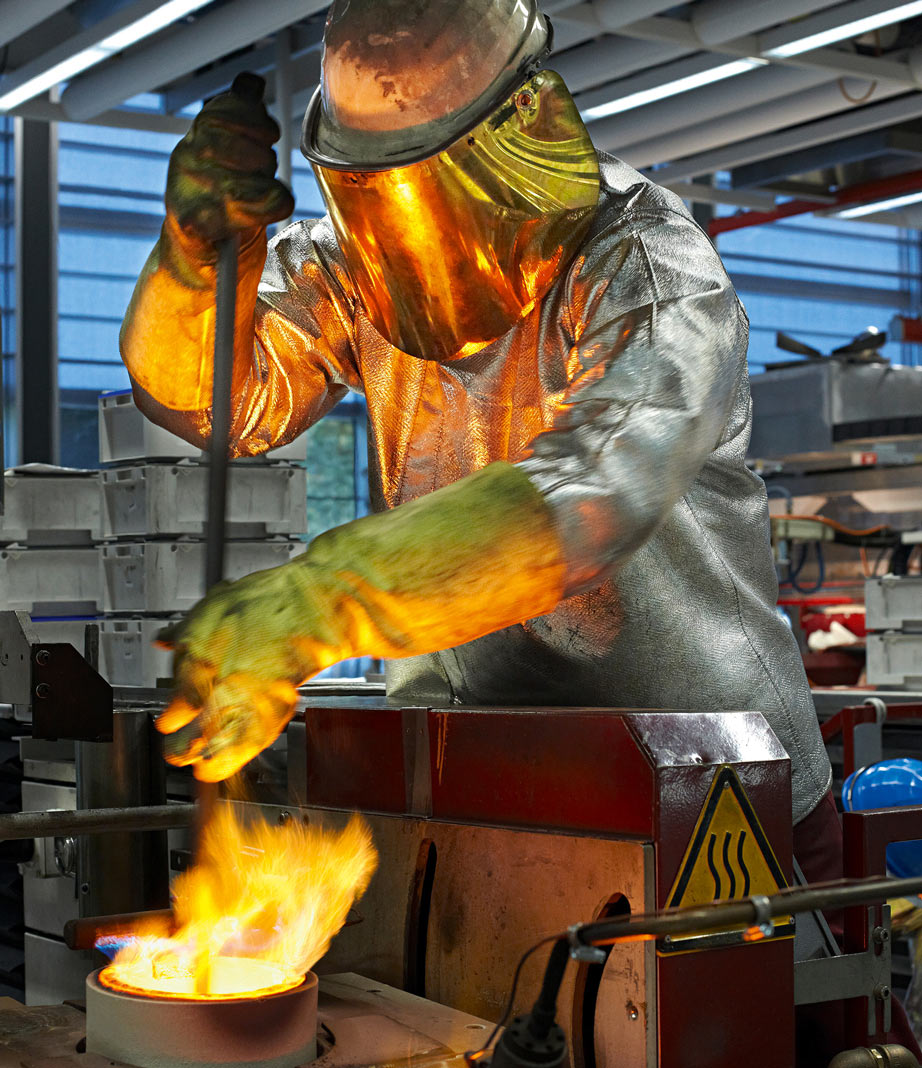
[312,70,600,361]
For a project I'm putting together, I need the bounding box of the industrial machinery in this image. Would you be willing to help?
[749,330,922,463]
[3,614,920,1068]
[2,71,918,1059]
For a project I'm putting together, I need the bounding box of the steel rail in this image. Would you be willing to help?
[570,874,922,947]
[0,804,196,841]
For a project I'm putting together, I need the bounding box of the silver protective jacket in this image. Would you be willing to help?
[149,153,833,823]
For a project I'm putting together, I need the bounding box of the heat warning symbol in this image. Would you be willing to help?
[663,765,793,948]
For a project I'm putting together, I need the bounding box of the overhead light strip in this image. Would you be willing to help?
[0,0,212,112]
[836,189,922,217]
[580,58,768,122]
[764,0,922,58]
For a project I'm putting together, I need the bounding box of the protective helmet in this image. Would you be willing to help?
[299,0,600,361]
[842,758,922,878]
[302,0,552,170]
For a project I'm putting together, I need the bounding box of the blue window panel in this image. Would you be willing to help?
[715,204,921,370]
[59,316,122,361]
[59,122,179,155]
[738,292,900,333]
[122,93,170,112]
[60,188,164,216]
[60,361,130,392]
[782,213,911,241]
[59,144,170,197]
[59,274,137,316]
[723,253,905,292]
[721,226,907,274]
[59,230,158,275]
[290,160,326,218]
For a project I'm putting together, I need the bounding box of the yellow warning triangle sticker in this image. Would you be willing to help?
[663,764,793,949]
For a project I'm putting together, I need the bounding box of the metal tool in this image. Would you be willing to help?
[197,71,267,846]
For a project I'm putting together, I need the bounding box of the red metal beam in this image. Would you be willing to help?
[708,167,922,237]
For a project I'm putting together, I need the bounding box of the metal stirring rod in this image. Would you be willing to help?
[195,78,267,990]
[197,71,268,847]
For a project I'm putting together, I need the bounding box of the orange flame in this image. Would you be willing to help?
[99,807,377,1000]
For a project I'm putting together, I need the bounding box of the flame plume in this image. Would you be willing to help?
[99,807,376,999]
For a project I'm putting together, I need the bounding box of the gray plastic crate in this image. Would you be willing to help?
[30,616,99,650]
[101,539,306,613]
[866,632,922,689]
[98,617,178,688]
[0,471,101,545]
[99,391,307,464]
[0,546,102,615]
[101,463,307,539]
[865,576,922,632]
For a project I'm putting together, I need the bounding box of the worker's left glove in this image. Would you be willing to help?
[156,462,565,781]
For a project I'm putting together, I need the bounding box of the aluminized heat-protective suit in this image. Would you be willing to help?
[122,0,830,818]
[130,151,830,821]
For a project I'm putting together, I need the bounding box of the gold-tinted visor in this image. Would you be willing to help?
[313,71,600,361]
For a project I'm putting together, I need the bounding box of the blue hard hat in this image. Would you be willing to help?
[842,758,922,879]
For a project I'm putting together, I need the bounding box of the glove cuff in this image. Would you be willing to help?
[301,461,566,660]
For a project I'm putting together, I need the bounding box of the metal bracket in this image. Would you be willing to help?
[852,698,887,771]
[750,894,775,939]
[0,611,113,741]
[793,906,892,1036]
[567,923,607,965]
[793,857,842,960]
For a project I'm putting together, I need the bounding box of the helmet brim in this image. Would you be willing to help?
[300,9,552,171]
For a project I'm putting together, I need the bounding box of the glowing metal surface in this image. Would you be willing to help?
[98,957,303,1000]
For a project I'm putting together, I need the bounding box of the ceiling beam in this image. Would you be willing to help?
[605,15,920,86]
[552,0,679,33]
[647,91,922,185]
[552,36,688,93]
[60,0,330,122]
[0,0,193,111]
[11,97,191,135]
[665,183,779,210]
[0,0,74,51]
[758,0,922,57]
[709,165,922,236]
[614,80,907,170]
[548,0,921,113]
[732,127,922,186]
[690,0,846,47]
[582,64,829,150]
[161,20,324,113]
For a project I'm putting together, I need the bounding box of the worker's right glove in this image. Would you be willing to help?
[164,77,293,272]
[121,78,293,413]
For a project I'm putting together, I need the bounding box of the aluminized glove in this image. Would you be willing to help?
[156,462,565,781]
[121,76,293,413]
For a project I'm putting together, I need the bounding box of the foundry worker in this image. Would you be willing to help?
[123,0,835,801]
[123,0,832,833]
[120,0,876,1054]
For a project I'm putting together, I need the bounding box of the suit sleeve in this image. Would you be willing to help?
[121,218,362,457]
[518,207,750,594]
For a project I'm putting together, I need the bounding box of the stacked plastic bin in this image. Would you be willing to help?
[0,467,105,650]
[0,467,105,1001]
[865,568,922,690]
[96,390,308,689]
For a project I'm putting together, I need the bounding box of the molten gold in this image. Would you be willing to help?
[314,70,599,360]
[98,957,302,1001]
